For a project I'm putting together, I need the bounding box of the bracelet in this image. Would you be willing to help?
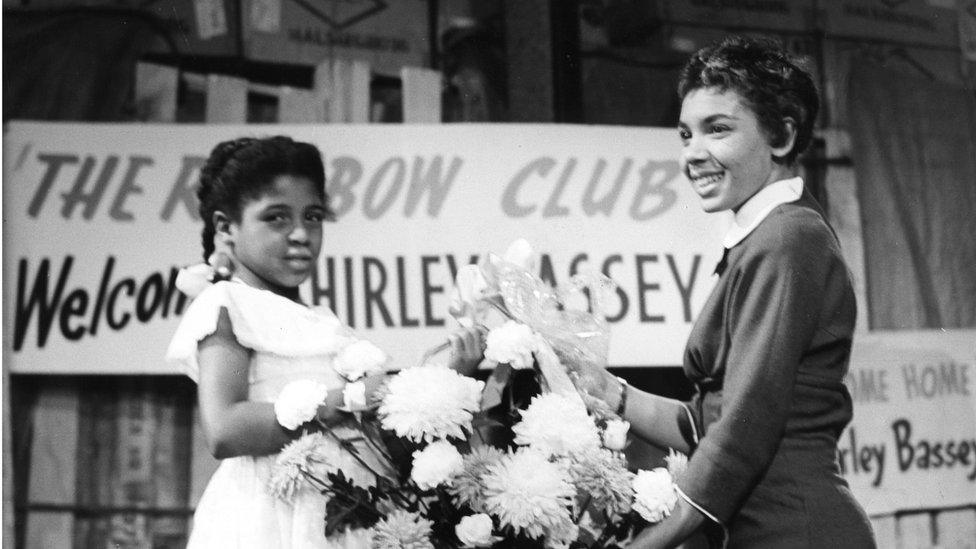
[614,375,629,417]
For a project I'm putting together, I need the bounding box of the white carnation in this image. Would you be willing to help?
[484,321,538,370]
[632,468,678,523]
[665,448,689,481]
[513,392,602,456]
[411,440,465,490]
[455,513,498,548]
[274,380,329,430]
[602,419,630,451]
[334,339,387,381]
[379,365,485,443]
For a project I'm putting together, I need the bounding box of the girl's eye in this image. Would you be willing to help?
[265,213,290,224]
[306,211,325,223]
[709,124,730,134]
[678,128,691,142]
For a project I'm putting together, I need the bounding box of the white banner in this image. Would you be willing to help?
[2,122,726,374]
[841,329,976,515]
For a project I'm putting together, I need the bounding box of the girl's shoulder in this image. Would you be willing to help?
[165,281,353,380]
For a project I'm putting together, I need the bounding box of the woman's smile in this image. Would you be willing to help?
[688,170,726,198]
[678,87,793,213]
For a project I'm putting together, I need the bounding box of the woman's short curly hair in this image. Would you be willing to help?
[677,35,820,164]
[196,135,331,261]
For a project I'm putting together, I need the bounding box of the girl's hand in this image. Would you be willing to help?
[446,325,487,376]
[316,374,392,425]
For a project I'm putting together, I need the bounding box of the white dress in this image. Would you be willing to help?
[167,281,381,549]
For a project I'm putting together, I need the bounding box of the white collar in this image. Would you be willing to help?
[722,177,803,249]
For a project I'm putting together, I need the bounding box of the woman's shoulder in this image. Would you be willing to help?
[747,200,835,256]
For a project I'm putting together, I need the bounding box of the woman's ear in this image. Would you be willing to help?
[771,118,798,160]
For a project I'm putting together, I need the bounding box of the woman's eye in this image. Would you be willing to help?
[709,125,730,134]
[678,129,691,142]
[265,213,289,224]
[306,211,324,223]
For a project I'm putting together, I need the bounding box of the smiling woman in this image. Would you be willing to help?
[571,35,877,548]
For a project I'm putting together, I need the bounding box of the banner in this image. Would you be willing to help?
[840,329,976,515]
[2,122,727,374]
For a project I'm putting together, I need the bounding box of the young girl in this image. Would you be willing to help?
[166,136,483,548]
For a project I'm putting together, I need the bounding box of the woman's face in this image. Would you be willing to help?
[225,175,326,294]
[678,87,787,213]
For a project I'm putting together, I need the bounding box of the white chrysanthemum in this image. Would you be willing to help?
[632,468,677,523]
[665,448,689,482]
[334,339,387,381]
[274,380,329,430]
[372,510,435,549]
[267,432,334,501]
[379,365,485,443]
[411,440,465,490]
[482,449,575,540]
[484,321,538,370]
[563,447,634,517]
[449,445,505,512]
[512,392,602,456]
[267,431,378,502]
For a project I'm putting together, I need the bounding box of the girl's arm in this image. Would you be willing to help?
[197,308,348,458]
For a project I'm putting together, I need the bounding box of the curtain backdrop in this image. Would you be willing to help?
[848,58,976,330]
[3,10,168,122]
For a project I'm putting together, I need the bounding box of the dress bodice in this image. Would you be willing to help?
[166,281,358,401]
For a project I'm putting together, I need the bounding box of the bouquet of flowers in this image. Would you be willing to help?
[269,240,688,548]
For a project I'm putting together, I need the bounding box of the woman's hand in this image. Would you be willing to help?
[445,325,487,376]
[566,359,620,412]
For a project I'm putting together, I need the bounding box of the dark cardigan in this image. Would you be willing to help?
[676,191,875,548]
